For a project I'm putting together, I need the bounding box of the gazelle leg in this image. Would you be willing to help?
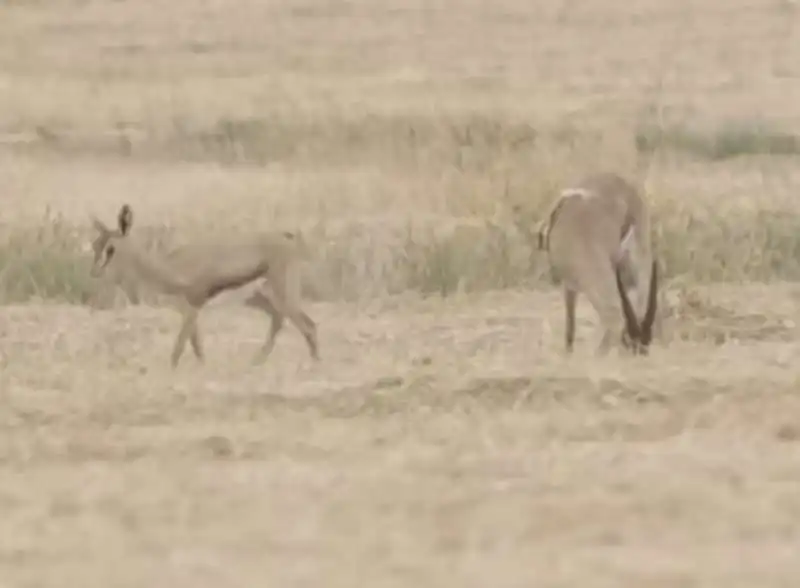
[289,309,319,361]
[189,322,204,362]
[564,288,577,354]
[246,288,285,365]
[171,304,199,368]
[248,282,319,362]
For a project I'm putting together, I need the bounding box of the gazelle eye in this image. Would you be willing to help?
[104,245,116,262]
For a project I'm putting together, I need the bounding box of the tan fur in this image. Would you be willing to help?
[90,205,319,367]
[540,172,656,355]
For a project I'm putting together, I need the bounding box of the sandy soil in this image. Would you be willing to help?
[2,285,800,587]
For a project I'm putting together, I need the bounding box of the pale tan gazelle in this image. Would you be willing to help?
[90,204,319,367]
[538,172,659,355]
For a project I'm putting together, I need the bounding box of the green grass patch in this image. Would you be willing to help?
[3,203,800,306]
[637,120,800,160]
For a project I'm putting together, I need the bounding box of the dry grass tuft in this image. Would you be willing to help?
[4,184,800,305]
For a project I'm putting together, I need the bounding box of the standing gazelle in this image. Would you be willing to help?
[90,204,319,367]
[538,172,659,355]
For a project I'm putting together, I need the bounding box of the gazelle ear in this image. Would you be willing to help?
[118,204,133,235]
[640,260,659,344]
[615,261,641,341]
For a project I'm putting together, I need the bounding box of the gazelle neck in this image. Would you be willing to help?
[115,241,190,297]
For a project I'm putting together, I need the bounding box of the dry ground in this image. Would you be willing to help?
[3,0,800,586]
[2,286,800,587]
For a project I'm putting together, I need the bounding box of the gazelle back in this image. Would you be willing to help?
[541,172,658,355]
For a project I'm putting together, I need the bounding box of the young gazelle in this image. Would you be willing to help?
[538,172,659,355]
[90,204,319,367]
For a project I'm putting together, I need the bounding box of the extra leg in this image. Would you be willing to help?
[596,328,615,356]
[583,272,625,357]
[279,263,319,361]
[125,281,141,305]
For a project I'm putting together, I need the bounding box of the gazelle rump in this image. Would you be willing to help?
[539,172,659,355]
[90,204,319,367]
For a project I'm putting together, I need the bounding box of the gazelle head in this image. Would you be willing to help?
[90,204,133,277]
[616,259,658,356]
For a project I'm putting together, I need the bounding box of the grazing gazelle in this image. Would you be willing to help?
[90,204,319,367]
[538,172,659,355]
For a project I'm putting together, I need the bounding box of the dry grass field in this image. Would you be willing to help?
[2,0,800,586]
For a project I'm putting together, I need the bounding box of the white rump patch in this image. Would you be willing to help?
[614,224,636,265]
[559,188,591,200]
[538,188,591,251]
[620,224,634,251]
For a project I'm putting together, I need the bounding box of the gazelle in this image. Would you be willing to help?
[538,172,659,355]
[89,204,319,367]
